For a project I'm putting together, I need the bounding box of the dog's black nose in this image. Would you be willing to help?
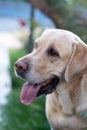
[15,60,28,73]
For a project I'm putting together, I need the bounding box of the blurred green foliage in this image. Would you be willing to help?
[46,0,69,15]
[0,88,49,130]
[72,0,87,7]
[29,0,87,44]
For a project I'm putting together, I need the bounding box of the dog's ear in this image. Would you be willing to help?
[65,43,87,82]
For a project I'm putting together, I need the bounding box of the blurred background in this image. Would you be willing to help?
[0,0,87,130]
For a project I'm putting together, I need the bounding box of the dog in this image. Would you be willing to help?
[15,29,87,130]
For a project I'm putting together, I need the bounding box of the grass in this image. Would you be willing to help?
[0,48,50,130]
[0,88,50,130]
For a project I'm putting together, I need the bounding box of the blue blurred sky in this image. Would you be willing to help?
[0,1,54,31]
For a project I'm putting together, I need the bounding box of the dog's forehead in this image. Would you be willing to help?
[34,29,83,58]
[34,29,83,59]
[36,29,80,47]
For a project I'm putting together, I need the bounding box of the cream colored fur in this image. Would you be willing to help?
[18,29,87,130]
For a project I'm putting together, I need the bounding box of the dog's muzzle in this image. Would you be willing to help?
[15,60,59,105]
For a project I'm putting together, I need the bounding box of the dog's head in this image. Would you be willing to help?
[15,29,87,105]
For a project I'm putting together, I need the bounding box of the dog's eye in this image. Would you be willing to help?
[47,47,59,57]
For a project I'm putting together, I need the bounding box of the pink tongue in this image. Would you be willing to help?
[20,82,41,105]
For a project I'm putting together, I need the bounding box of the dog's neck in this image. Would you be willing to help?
[55,76,83,116]
[56,81,75,115]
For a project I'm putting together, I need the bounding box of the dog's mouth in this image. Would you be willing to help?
[20,76,59,105]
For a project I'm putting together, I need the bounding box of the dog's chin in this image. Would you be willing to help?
[20,76,59,105]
